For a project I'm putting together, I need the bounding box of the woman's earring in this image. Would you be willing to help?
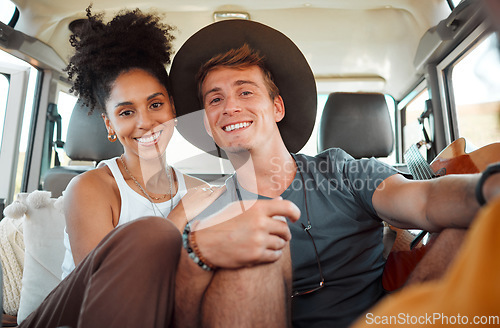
[108,132,117,142]
[174,118,178,126]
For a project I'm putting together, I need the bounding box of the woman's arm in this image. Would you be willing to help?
[63,167,119,265]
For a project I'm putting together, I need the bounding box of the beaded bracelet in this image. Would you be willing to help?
[182,223,217,271]
[475,163,500,206]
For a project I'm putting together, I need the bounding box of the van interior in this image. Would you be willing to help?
[0,0,499,325]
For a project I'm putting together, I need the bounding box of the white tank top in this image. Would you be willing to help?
[61,157,187,279]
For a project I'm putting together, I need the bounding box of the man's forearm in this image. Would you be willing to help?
[425,174,481,230]
[426,167,500,229]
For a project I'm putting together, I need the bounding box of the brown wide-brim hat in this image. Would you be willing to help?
[170,19,317,158]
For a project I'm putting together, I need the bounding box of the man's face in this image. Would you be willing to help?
[201,66,284,154]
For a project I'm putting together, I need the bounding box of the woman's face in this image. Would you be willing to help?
[103,69,176,160]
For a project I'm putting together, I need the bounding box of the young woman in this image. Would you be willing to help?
[60,6,215,277]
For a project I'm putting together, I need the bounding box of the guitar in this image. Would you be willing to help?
[405,137,500,178]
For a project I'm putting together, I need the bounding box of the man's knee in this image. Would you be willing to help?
[210,243,291,295]
[202,249,292,327]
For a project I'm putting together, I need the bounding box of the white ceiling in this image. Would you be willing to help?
[11,0,452,100]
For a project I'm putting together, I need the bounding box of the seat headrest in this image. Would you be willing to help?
[64,100,123,162]
[317,92,394,158]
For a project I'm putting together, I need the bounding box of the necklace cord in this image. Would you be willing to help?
[119,155,174,215]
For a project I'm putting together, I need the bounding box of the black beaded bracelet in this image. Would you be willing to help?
[475,163,500,206]
[182,223,215,271]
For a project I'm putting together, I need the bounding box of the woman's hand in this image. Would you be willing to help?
[168,185,226,230]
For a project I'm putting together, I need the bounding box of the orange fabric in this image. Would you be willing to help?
[352,198,500,327]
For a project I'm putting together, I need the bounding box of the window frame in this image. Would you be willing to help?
[396,79,428,163]
[0,61,30,204]
[0,0,17,26]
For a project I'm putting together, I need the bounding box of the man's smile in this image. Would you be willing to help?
[222,121,252,132]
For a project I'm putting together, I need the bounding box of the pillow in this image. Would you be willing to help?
[0,212,25,315]
[4,191,66,323]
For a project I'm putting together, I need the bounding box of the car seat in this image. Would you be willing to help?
[42,100,124,197]
[317,92,394,158]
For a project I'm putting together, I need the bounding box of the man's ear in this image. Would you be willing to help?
[203,111,213,138]
[274,95,285,123]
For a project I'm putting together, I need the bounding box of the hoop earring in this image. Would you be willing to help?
[108,133,117,142]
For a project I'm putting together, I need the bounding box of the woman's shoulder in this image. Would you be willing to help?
[65,165,116,198]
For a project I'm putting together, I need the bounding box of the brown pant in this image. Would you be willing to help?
[19,217,181,328]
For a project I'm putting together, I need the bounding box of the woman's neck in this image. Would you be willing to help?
[121,153,175,196]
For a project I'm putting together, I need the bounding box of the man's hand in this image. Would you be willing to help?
[194,198,300,269]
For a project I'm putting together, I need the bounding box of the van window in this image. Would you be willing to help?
[402,89,431,161]
[0,0,16,24]
[450,33,500,148]
[382,95,397,164]
[54,91,78,166]
[0,49,39,200]
[299,94,329,156]
[0,73,8,149]
[14,67,38,196]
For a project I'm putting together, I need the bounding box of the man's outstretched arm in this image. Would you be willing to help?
[373,173,483,231]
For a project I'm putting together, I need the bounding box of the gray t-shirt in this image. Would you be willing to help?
[196,148,398,328]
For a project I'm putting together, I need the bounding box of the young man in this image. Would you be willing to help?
[170,19,500,328]
[350,1,500,325]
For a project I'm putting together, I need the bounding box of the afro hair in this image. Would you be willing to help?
[65,6,175,114]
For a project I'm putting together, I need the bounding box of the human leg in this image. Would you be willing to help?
[405,228,466,285]
[19,217,181,328]
[201,243,292,328]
